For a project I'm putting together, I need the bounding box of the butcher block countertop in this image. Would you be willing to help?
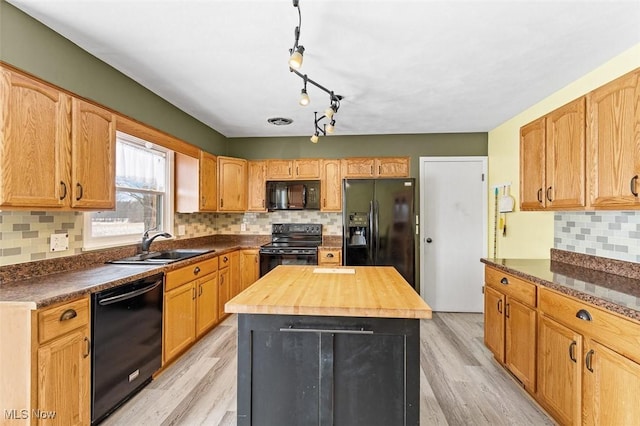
[225,265,432,319]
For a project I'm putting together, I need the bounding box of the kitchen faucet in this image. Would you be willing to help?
[141,229,172,253]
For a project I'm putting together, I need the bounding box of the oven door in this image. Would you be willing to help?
[260,250,318,277]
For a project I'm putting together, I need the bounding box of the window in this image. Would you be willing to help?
[84,132,174,250]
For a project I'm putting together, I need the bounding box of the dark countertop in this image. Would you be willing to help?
[0,241,252,309]
[481,257,640,322]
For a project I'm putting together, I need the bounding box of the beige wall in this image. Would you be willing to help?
[487,44,640,259]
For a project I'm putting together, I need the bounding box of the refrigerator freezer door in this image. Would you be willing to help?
[344,180,375,266]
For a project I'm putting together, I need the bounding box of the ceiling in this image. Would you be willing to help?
[7,0,640,139]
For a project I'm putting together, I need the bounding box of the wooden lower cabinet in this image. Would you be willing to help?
[163,257,219,364]
[37,327,91,425]
[483,267,536,392]
[318,248,342,266]
[240,249,260,291]
[537,314,582,425]
[229,250,241,298]
[582,339,640,425]
[218,264,231,320]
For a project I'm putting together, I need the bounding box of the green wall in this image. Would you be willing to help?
[0,0,226,153]
[228,133,488,180]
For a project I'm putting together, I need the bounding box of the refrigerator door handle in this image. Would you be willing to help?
[374,199,380,263]
[369,200,375,264]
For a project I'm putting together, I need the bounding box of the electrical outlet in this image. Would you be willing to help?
[50,233,69,252]
[240,223,247,232]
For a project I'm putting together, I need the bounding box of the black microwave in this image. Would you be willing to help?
[266,180,320,211]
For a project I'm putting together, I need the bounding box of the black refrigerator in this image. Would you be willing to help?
[343,178,416,287]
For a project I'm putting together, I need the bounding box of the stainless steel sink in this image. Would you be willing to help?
[108,248,215,265]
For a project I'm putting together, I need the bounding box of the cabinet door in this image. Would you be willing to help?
[163,283,196,364]
[587,69,640,208]
[229,250,241,298]
[70,98,115,209]
[218,267,231,319]
[37,326,90,426]
[520,117,546,210]
[0,68,71,208]
[196,274,219,337]
[266,159,293,180]
[247,161,266,211]
[537,314,582,426]
[582,339,640,425]
[342,158,375,178]
[321,159,342,211]
[376,157,409,177]
[294,159,320,179]
[545,97,586,209]
[199,151,217,211]
[505,298,536,391]
[218,156,247,211]
[240,249,260,290]
[484,286,505,363]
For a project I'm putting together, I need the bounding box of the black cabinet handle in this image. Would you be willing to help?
[500,277,509,285]
[76,183,83,201]
[497,299,502,314]
[537,188,543,203]
[220,198,224,208]
[569,341,577,362]
[546,186,553,202]
[505,303,510,318]
[199,284,203,296]
[59,181,67,200]
[326,253,334,258]
[59,309,77,321]
[194,266,201,275]
[279,326,373,335]
[585,349,594,372]
[631,175,638,197]
[576,309,592,321]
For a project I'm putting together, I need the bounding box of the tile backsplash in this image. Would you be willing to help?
[1,210,342,266]
[555,211,640,263]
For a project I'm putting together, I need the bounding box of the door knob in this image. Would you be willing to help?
[426,238,432,243]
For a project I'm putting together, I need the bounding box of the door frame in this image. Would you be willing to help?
[418,156,488,305]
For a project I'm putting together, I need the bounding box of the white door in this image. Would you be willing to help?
[420,157,487,312]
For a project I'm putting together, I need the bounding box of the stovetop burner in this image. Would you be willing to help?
[260,223,323,253]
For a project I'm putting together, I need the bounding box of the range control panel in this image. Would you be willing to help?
[272,223,322,236]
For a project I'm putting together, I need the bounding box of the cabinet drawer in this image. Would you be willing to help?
[166,257,218,291]
[485,267,536,307]
[219,253,232,269]
[539,288,640,364]
[318,249,342,265]
[38,297,90,343]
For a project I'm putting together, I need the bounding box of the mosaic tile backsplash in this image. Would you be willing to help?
[555,211,640,263]
[1,210,342,266]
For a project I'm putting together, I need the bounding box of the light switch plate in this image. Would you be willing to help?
[240,223,247,232]
[50,233,69,252]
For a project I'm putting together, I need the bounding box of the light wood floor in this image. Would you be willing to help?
[102,313,554,425]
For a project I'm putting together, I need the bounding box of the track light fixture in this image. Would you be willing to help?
[288,0,344,143]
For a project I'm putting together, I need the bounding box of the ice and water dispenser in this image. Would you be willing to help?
[347,212,368,246]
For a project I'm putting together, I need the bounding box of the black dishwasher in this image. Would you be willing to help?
[91,273,164,425]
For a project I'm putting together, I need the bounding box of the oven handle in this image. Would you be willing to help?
[98,280,162,306]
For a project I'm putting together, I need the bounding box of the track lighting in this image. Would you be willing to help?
[287,0,344,142]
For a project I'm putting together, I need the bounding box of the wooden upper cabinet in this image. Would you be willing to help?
[377,157,410,177]
[342,157,376,178]
[342,157,410,178]
[587,68,640,209]
[545,97,586,209]
[218,156,247,211]
[520,117,547,210]
[266,159,320,180]
[199,151,217,211]
[247,160,267,211]
[0,67,71,208]
[294,159,320,179]
[0,67,115,210]
[71,98,116,209]
[321,159,342,211]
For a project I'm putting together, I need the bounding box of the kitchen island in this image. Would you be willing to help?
[225,265,432,426]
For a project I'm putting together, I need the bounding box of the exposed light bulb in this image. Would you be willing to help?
[310,134,319,143]
[324,107,334,119]
[326,123,335,134]
[299,89,310,106]
[289,46,305,69]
